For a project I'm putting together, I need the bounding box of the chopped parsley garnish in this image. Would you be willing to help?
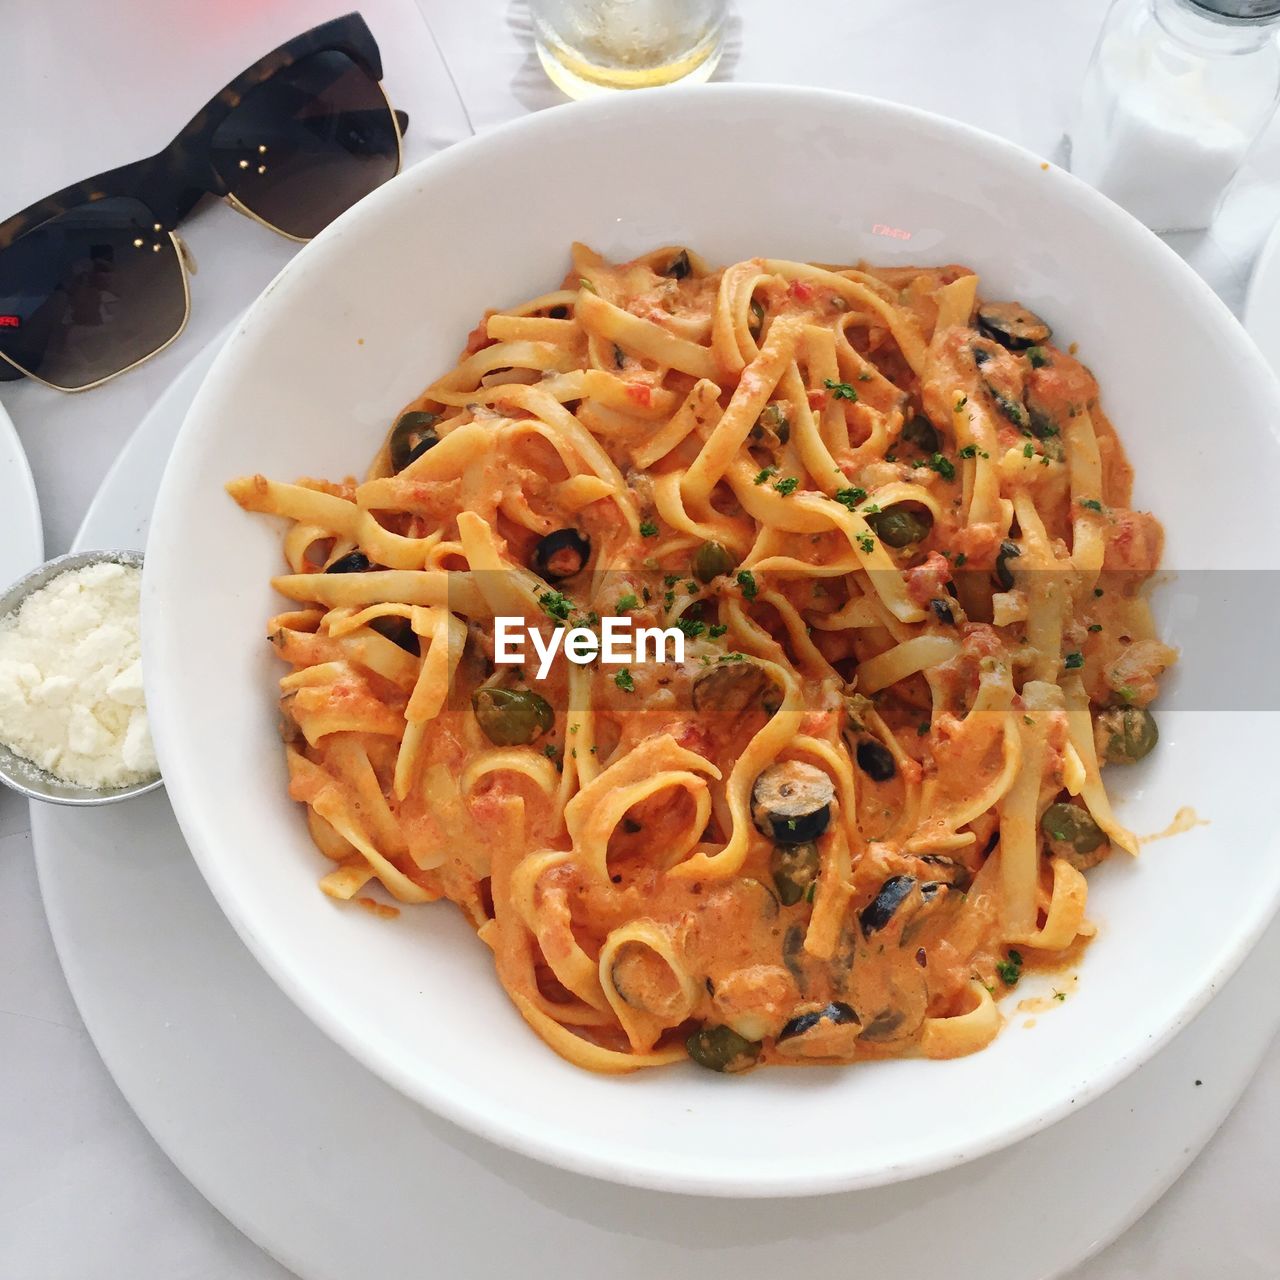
[917,721,931,736]
[538,590,573,621]
[1053,991,1067,1002]
[1023,442,1036,459]
[858,371,873,382]
[856,532,875,554]
[1063,651,1085,670]
[1081,499,1103,512]
[1025,346,1049,368]
[958,443,978,458]
[708,623,728,638]
[824,378,859,402]
[833,487,867,509]
[736,569,759,600]
[753,466,777,485]
[773,476,800,496]
[927,452,956,481]
[639,519,659,537]
[1088,623,1103,633]
[719,652,747,663]
[995,950,1024,986]
[543,744,559,759]
[675,617,706,638]
[614,668,635,693]
[954,394,968,411]
[615,593,638,612]
[954,552,967,567]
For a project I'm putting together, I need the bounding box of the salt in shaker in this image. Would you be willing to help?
[1067,0,1280,232]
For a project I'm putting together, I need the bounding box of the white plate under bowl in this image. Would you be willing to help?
[143,85,1280,1196]
[1245,216,1280,374]
[35,343,1280,1280]
[0,395,43,587]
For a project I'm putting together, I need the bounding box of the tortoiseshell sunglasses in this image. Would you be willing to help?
[0,12,407,392]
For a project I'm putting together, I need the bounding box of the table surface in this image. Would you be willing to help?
[3,2,1278,1276]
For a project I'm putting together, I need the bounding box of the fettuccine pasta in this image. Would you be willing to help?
[229,243,1173,1073]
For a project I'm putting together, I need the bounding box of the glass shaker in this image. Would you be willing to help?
[1066,0,1280,232]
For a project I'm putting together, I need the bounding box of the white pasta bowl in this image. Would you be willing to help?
[143,85,1280,1197]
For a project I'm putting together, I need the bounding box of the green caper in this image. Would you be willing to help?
[389,410,441,473]
[686,1025,762,1073]
[901,414,940,453]
[693,540,737,583]
[471,687,554,746]
[771,841,820,906]
[1098,706,1158,764]
[1041,802,1106,855]
[868,505,933,549]
[750,401,790,445]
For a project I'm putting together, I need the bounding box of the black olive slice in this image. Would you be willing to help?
[976,301,1052,351]
[369,615,421,656]
[995,539,1021,591]
[778,1001,859,1042]
[901,414,940,452]
[532,528,590,581]
[389,410,441,473]
[860,874,917,938]
[855,739,896,782]
[919,854,973,892]
[751,761,835,845]
[663,248,691,279]
[325,551,372,574]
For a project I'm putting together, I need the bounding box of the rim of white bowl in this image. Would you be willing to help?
[144,82,1280,1197]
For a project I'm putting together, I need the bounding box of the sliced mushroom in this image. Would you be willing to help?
[752,761,835,845]
[976,301,1052,351]
[532,528,591,581]
[691,659,780,717]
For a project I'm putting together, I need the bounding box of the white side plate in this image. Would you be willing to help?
[0,396,43,587]
[31,342,1280,1280]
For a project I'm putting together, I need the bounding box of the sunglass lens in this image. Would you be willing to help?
[212,50,399,240]
[0,197,187,391]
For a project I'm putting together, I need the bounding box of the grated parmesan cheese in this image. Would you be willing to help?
[0,562,157,789]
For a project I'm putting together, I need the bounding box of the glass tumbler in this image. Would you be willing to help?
[529,0,727,98]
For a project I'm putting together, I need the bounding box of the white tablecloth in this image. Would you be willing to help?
[2,3,1278,1276]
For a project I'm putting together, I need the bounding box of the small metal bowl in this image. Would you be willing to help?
[0,549,163,806]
